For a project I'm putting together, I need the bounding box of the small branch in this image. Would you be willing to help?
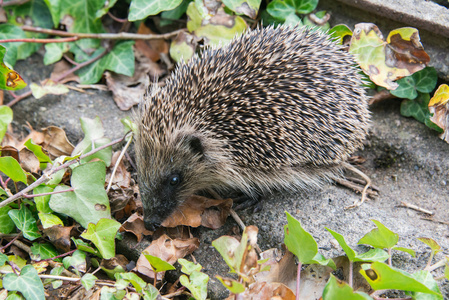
[296,261,302,300]
[53,49,108,82]
[23,188,75,198]
[39,274,80,282]
[0,37,78,43]
[41,249,76,262]
[0,233,21,252]
[369,89,397,105]
[21,25,185,40]
[0,134,128,209]
[107,12,128,23]
[106,134,133,192]
[6,90,32,107]
[399,201,434,215]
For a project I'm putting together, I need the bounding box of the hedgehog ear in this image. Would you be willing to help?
[187,135,204,157]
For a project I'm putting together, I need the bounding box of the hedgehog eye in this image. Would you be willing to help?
[169,174,181,186]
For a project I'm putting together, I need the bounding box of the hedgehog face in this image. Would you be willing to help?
[136,128,216,231]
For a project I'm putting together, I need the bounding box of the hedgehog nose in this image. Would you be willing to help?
[144,219,161,231]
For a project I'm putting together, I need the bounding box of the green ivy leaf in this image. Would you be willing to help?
[143,284,160,300]
[0,105,13,142]
[76,41,135,85]
[43,0,61,27]
[178,258,203,275]
[38,212,64,229]
[216,275,246,294]
[307,253,336,270]
[8,205,41,240]
[358,220,399,249]
[6,0,53,60]
[408,270,443,299]
[326,227,356,261]
[179,271,209,300]
[400,93,444,133]
[0,24,26,66]
[360,262,441,295]
[160,0,190,27]
[417,237,442,254]
[44,266,64,289]
[71,117,112,166]
[115,272,147,292]
[24,139,51,169]
[95,0,118,19]
[221,0,261,19]
[33,185,53,213]
[31,242,60,261]
[267,0,317,21]
[0,252,9,266]
[284,212,318,263]
[80,218,121,259]
[391,67,438,100]
[392,246,416,257]
[143,253,176,273]
[81,273,97,291]
[3,265,45,300]
[128,0,183,21]
[329,24,353,45]
[0,206,16,234]
[59,0,106,50]
[0,156,27,184]
[49,161,111,228]
[72,238,102,257]
[322,275,372,300]
[62,250,86,276]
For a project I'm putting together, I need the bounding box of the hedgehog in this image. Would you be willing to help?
[135,25,370,231]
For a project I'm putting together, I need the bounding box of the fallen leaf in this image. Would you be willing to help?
[106,151,131,189]
[134,234,199,280]
[43,225,75,253]
[30,79,69,99]
[233,281,295,300]
[41,126,75,158]
[135,23,169,62]
[50,60,80,84]
[161,195,232,229]
[19,147,40,173]
[120,213,152,242]
[429,84,449,143]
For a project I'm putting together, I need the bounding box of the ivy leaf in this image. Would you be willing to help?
[59,0,106,51]
[81,273,97,291]
[128,0,183,21]
[216,275,246,294]
[392,246,416,257]
[43,0,61,27]
[284,212,318,263]
[160,0,190,27]
[329,24,353,45]
[0,24,26,66]
[115,272,147,292]
[31,242,60,261]
[143,253,176,273]
[391,67,438,100]
[0,206,16,234]
[417,237,441,254]
[0,156,27,184]
[0,46,27,90]
[44,41,70,65]
[76,41,135,85]
[71,117,112,166]
[360,262,442,296]
[8,205,41,240]
[322,275,372,300]
[80,218,121,259]
[179,271,209,300]
[400,93,443,133]
[49,161,111,228]
[95,0,118,19]
[178,258,203,275]
[358,219,399,249]
[221,0,261,19]
[267,0,318,21]
[0,105,13,142]
[307,253,336,270]
[38,212,64,229]
[3,265,45,300]
[408,270,443,299]
[63,250,86,276]
[5,0,53,60]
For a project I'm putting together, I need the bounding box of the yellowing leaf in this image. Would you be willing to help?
[428,84,449,143]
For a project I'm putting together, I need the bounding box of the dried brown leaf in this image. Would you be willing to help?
[43,225,75,253]
[19,147,40,173]
[120,213,152,242]
[161,195,232,229]
[41,126,75,158]
[50,60,80,84]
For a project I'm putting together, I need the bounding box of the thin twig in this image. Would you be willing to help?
[0,134,128,209]
[106,134,133,192]
[342,162,372,209]
[23,188,74,198]
[21,25,185,40]
[0,233,21,251]
[0,37,78,43]
[41,249,76,262]
[399,201,434,215]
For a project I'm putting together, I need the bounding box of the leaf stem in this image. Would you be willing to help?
[106,133,133,192]
[23,188,75,198]
[296,261,301,300]
[349,260,353,288]
[21,25,185,40]
[388,248,392,266]
[41,249,76,262]
[0,233,21,251]
[0,133,129,209]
